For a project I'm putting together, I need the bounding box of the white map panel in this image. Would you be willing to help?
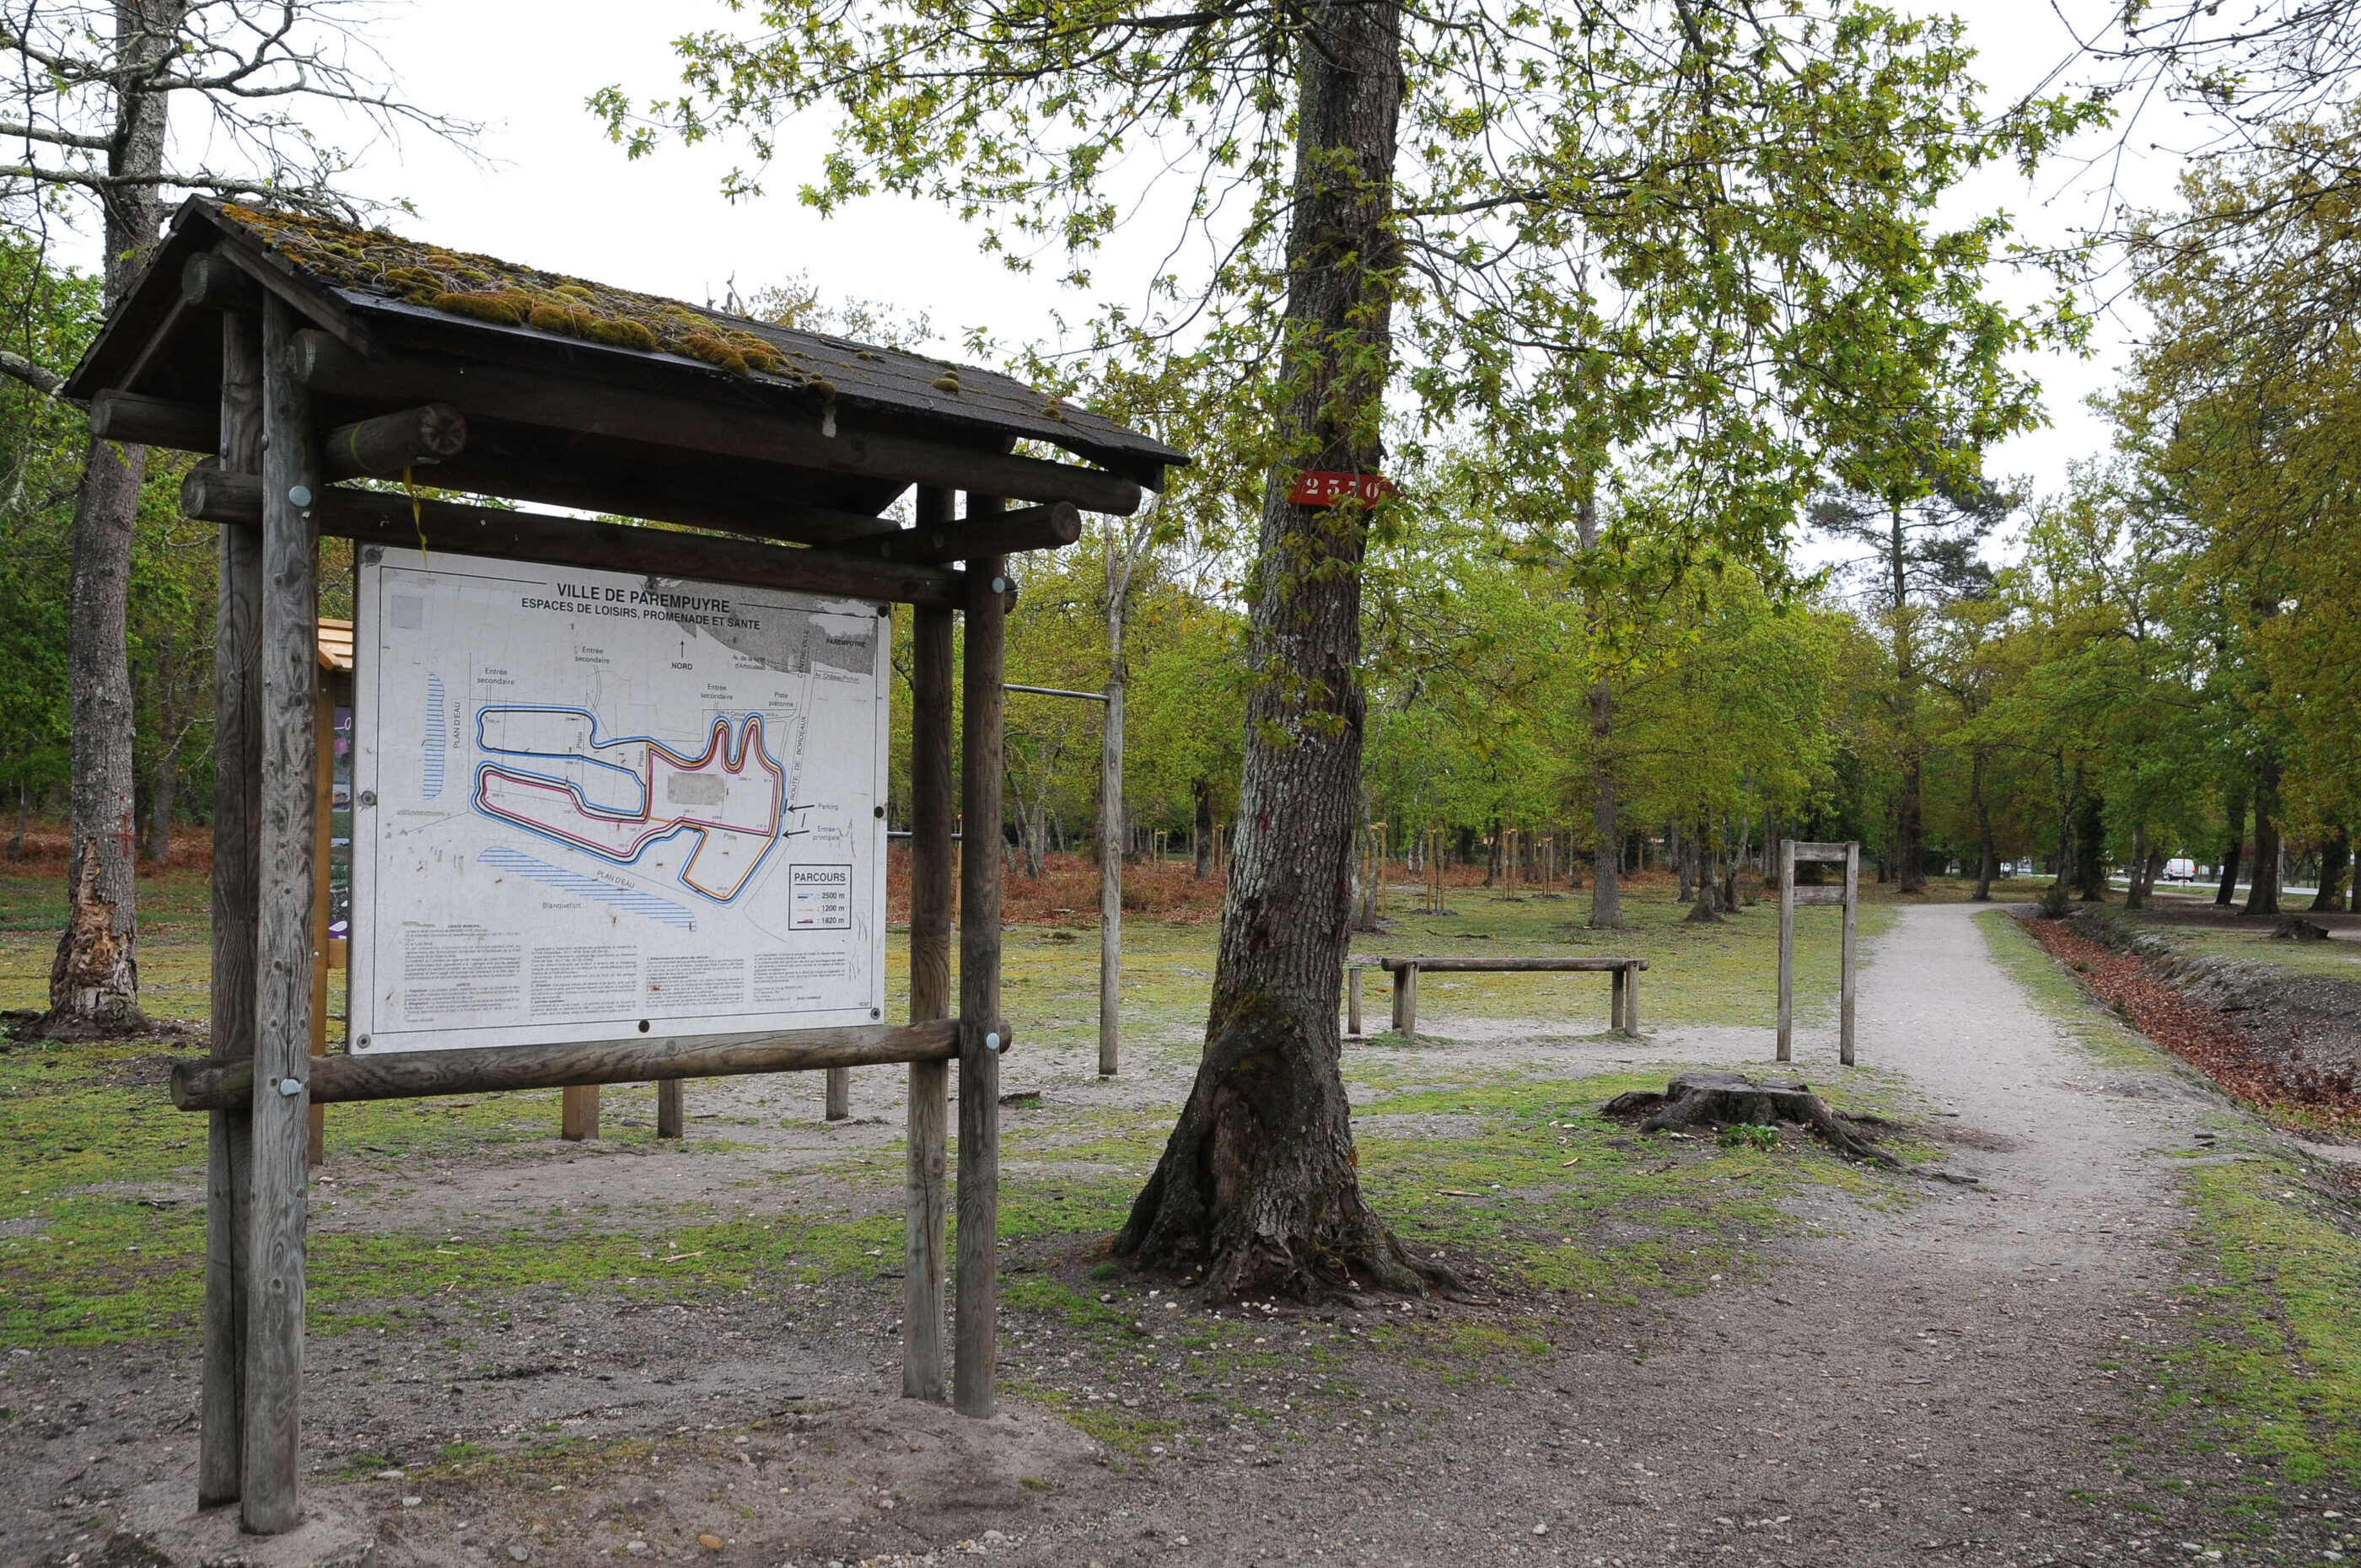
[351,548,890,1055]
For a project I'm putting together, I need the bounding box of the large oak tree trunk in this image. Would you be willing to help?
[1971,751,1997,901]
[44,0,182,1039]
[2245,752,2283,917]
[2215,780,2245,906]
[1117,0,1435,1300]
[1576,493,1621,928]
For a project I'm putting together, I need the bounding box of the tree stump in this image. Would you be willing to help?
[2273,916,2331,942]
[1601,1071,1896,1166]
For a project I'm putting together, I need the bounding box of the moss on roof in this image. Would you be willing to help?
[220,203,847,390]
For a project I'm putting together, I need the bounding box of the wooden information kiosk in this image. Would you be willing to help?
[63,198,1185,1534]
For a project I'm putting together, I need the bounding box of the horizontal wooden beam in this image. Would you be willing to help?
[825,501,1081,564]
[1376,957,1648,973]
[292,330,1143,516]
[181,252,264,313]
[1790,842,1853,862]
[169,1018,994,1112]
[327,402,466,478]
[90,389,214,452]
[1791,887,1850,907]
[181,470,965,609]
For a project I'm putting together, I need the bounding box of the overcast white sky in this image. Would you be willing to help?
[92,1,2216,506]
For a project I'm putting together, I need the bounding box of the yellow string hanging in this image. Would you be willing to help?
[403,464,429,565]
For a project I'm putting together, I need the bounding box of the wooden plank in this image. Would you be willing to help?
[307,679,333,1167]
[825,502,1082,564]
[657,1080,684,1139]
[955,536,1007,1420]
[1777,840,1796,1063]
[1374,956,1647,973]
[172,1019,969,1112]
[116,293,191,399]
[561,1086,600,1141]
[904,530,955,1403]
[290,331,1144,515]
[1792,842,1853,862]
[199,309,263,1512]
[1841,843,1860,1068]
[1791,887,1848,907]
[183,472,962,609]
[241,297,318,1536]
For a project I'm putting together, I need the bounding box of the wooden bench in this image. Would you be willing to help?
[1373,956,1648,1041]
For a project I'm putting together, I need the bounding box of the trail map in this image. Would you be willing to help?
[349,547,889,1055]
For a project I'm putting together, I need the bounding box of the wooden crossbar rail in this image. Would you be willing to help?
[183,470,965,609]
[1377,957,1648,973]
[169,1018,992,1112]
[1790,841,1853,862]
[1374,956,1647,1042]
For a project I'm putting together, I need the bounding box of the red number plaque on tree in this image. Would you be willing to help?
[1286,471,1396,507]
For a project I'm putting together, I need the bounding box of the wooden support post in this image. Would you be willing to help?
[824,1066,852,1121]
[242,296,319,1536]
[200,308,263,1511]
[1400,963,1420,1041]
[955,535,1006,1420]
[1777,839,1797,1064]
[307,677,333,1167]
[656,1081,684,1139]
[562,1086,600,1141]
[1624,965,1641,1039]
[1611,968,1626,1033]
[905,517,955,1401]
[1347,969,1362,1039]
[1841,841,1860,1067]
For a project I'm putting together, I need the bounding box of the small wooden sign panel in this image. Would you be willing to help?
[1777,840,1859,1066]
[1286,471,1396,507]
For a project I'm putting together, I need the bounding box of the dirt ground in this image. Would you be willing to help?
[9,899,2361,1566]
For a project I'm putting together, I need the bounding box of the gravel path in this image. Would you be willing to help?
[14,902,2359,1566]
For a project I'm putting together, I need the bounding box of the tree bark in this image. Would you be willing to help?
[2310,830,2348,914]
[2215,779,2246,906]
[2124,823,2149,910]
[46,0,184,1038]
[1192,776,1214,879]
[1575,491,1621,928]
[1116,0,1434,1300]
[2073,788,2107,901]
[1100,545,1126,1079]
[1971,751,1997,900]
[2245,752,2283,917]
[1888,496,1926,894]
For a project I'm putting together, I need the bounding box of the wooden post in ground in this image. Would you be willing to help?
[656,1081,684,1138]
[904,506,955,1400]
[307,676,334,1166]
[1841,842,1860,1068]
[200,304,263,1511]
[242,296,320,1535]
[1611,968,1626,1033]
[1777,839,1797,1063]
[561,1086,600,1141]
[954,534,1006,1419]
[824,1064,852,1120]
[1396,963,1420,1041]
[1347,969,1362,1038]
[1624,965,1641,1038]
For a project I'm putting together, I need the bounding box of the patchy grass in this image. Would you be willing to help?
[1976,910,2158,1071]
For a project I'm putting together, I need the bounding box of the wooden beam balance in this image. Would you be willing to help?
[169,1018,984,1113]
[180,470,965,609]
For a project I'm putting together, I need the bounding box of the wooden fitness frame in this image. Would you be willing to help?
[65,200,1185,1534]
[1776,839,1859,1067]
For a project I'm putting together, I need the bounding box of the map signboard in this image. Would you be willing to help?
[349,546,890,1055]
